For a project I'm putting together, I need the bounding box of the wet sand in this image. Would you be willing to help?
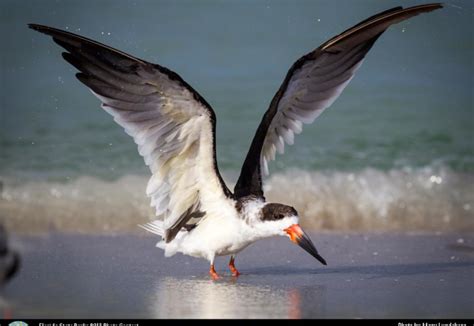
[2,232,473,318]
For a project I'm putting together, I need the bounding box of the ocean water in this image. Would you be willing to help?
[0,0,473,233]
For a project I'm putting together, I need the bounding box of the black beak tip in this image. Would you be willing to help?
[317,254,327,266]
[296,232,327,266]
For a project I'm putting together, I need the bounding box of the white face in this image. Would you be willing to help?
[251,215,299,239]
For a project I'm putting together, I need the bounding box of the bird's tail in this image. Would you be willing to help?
[139,220,165,238]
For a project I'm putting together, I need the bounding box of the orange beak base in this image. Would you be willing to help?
[284,224,327,265]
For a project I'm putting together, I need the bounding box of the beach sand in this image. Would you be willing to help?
[2,232,473,319]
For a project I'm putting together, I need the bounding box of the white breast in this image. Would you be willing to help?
[157,197,235,260]
[158,196,300,263]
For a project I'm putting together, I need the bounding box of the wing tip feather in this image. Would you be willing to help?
[321,3,443,51]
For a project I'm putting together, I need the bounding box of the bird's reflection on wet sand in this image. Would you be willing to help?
[149,277,325,318]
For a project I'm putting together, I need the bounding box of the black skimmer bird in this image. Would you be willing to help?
[29,3,442,279]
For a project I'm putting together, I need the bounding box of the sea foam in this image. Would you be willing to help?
[1,166,472,234]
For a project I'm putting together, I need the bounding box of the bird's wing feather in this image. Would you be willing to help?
[234,3,442,198]
[29,24,233,242]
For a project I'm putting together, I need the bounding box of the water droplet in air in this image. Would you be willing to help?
[429,175,442,184]
[50,188,61,198]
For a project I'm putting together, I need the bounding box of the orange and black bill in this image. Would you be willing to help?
[285,224,327,265]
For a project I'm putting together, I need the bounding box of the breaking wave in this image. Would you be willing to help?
[1,166,473,234]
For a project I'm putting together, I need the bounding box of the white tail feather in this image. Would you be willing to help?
[139,220,165,237]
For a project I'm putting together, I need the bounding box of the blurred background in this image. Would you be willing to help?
[0,0,473,234]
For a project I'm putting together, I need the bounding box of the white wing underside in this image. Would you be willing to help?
[27,24,231,242]
[260,44,367,176]
[93,70,226,233]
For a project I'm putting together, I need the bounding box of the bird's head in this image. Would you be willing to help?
[257,203,327,266]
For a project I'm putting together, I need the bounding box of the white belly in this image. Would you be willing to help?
[161,213,256,262]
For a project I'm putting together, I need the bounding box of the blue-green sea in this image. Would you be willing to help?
[0,0,473,233]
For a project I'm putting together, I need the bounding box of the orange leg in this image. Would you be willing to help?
[209,264,220,280]
[229,255,240,277]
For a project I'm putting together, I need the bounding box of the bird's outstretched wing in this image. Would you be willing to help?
[234,3,442,198]
[29,24,233,242]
